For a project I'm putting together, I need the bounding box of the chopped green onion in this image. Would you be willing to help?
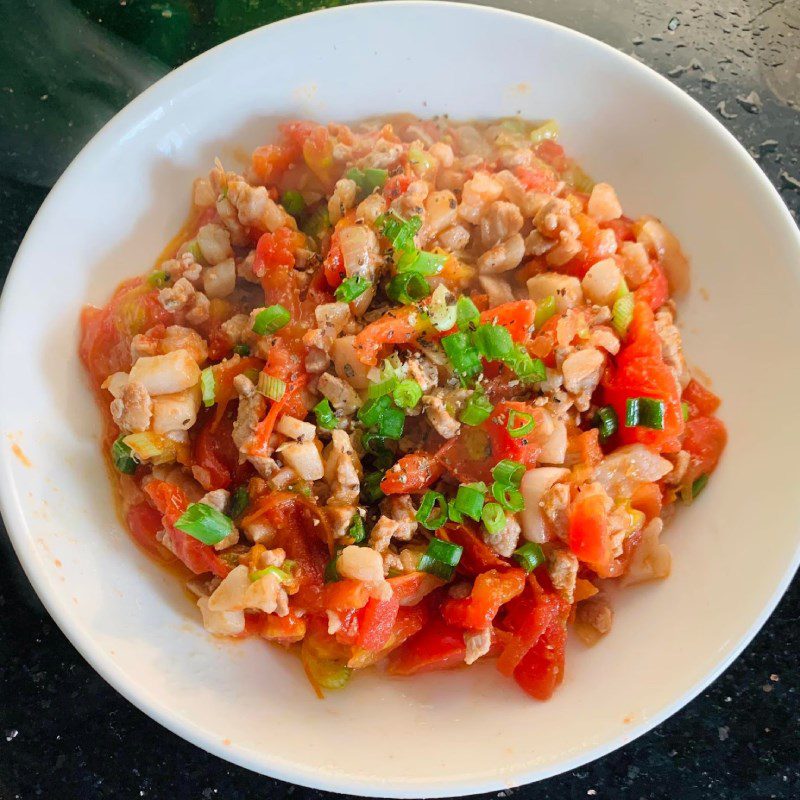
[361,432,394,470]
[228,486,249,519]
[408,146,433,173]
[188,240,204,263]
[335,275,372,303]
[346,167,388,196]
[257,373,286,401]
[491,482,525,513]
[347,514,366,544]
[513,542,545,572]
[459,390,493,426]
[395,248,447,276]
[681,401,690,422]
[377,405,405,440]
[504,345,546,383]
[415,491,448,531]
[281,190,306,218]
[250,565,290,583]
[447,500,464,523]
[324,555,340,583]
[358,394,392,427]
[232,343,251,357]
[492,459,525,488]
[529,119,559,144]
[594,406,619,442]
[361,472,385,503]
[456,296,480,331]
[690,473,709,499]
[174,502,234,545]
[441,331,482,379]
[473,324,514,361]
[376,212,421,252]
[368,376,399,399]
[625,397,666,430]
[507,409,535,438]
[392,379,422,409]
[534,295,556,329]
[482,502,507,535]
[386,271,431,304]
[252,304,290,335]
[453,483,486,521]
[111,436,138,474]
[314,398,337,430]
[301,205,331,240]
[612,293,635,335]
[418,537,463,580]
[147,270,168,288]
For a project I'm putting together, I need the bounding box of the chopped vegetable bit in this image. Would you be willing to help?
[416,491,448,530]
[314,398,337,430]
[594,406,618,441]
[506,409,535,438]
[459,390,493,426]
[335,276,372,303]
[111,436,138,474]
[625,397,666,430]
[174,503,234,545]
[513,542,545,572]
[253,304,291,335]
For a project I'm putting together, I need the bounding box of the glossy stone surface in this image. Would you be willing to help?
[0,1,797,797]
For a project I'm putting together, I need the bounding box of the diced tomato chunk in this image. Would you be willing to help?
[682,379,721,418]
[513,611,567,701]
[479,300,536,342]
[568,492,612,573]
[357,593,401,652]
[438,524,508,576]
[381,454,444,495]
[441,569,526,630]
[387,618,467,676]
[682,416,727,484]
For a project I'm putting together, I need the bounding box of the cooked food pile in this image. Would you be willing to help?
[80,116,726,699]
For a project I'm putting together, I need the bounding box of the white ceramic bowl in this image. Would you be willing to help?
[1,2,799,796]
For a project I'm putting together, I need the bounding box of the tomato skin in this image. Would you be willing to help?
[193,410,247,490]
[383,173,411,200]
[568,493,612,573]
[682,416,727,484]
[251,142,299,184]
[323,240,345,288]
[513,610,568,701]
[126,502,166,556]
[682,379,721,418]
[441,568,526,630]
[324,579,371,612]
[634,262,669,310]
[143,480,230,579]
[479,300,536,342]
[439,524,508,576]
[353,307,419,366]
[496,580,564,676]
[514,165,560,194]
[356,593,401,652]
[484,401,542,469]
[602,301,683,453]
[387,617,467,676]
[381,454,444,495]
[387,571,443,606]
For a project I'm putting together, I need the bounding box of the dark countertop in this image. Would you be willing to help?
[0,1,798,798]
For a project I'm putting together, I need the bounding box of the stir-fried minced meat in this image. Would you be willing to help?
[80,114,726,703]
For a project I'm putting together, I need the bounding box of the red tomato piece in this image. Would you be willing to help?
[600,217,636,243]
[534,140,568,171]
[323,239,345,288]
[568,492,612,574]
[484,401,543,469]
[479,300,536,342]
[380,453,444,495]
[357,593,401,652]
[126,502,166,557]
[682,379,721,418]
[383,173,411,200]
[682,416,727,484]
[387,571,443,606]
[513,612,568,701]
[634,262,669,310]
[441,568,526,630]
[387,618,467,676]
[353,307,419,366]
[324,579,371,612]
[439,524,509,576]
[514,165,560,194]
[193,409,248,490]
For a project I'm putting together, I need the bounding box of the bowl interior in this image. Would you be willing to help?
[1,3,799,796]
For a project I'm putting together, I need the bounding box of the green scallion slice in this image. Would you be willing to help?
[473,324,514,361]
[377,405,406,440]
[491,482,525,513]
[314,398,337,430]
[418,537,463,580]
[281,190,306,218]
[513,542,545,573]
[625,397,666,430]
[367,376,398,400]
[481,502,507,535]
[324,555,340,583]
[507,409,535,438]
[386,271,431,304]
[534,295,556,329]
[232,343,251,357]
[335,275,372,303]
[392,379,423,409]
[347,514,366,544]
[250,565,290,583]
[147,270,169,289]
[361,472,386,504]
[111,436,138,474]
[174,502,234,545]
[612,293,635,335]
[395,249,447,276]
[491,459,525,488]
[441,331,482,379]
[594,406,618,441]
[453,483,487,521]
[358,394,393,427]
[252,304,291,336]
[228,486,249,519]
[681,401,690,422]
[459,391,493,426]
[447,500,464,523]
[376,212,422,252]
[456,296,480,331]
[415,491,448,531]
[504,345,547,383]
[257,373,286,402]
[361,431,394,470]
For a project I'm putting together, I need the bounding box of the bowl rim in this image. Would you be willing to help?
[1,1,799,796]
